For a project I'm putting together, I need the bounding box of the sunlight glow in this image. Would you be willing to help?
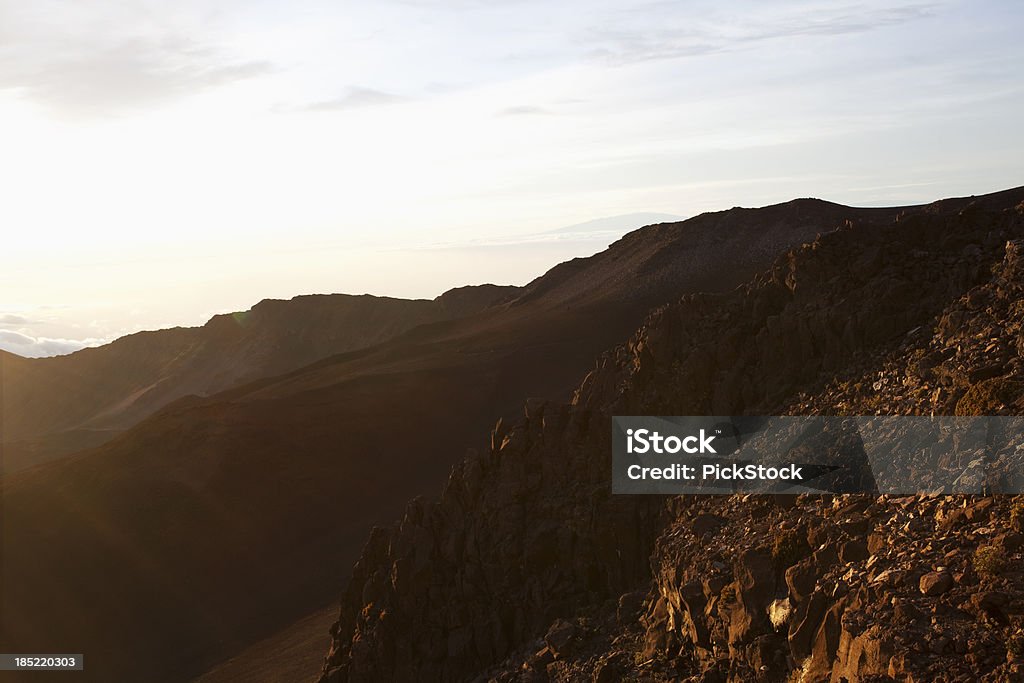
[1,0,1022,354]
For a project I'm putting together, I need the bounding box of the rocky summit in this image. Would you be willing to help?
[317,191,1024,682]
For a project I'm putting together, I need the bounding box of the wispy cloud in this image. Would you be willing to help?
[406,212,683,251]
[585,3,937,65]
[0,3,272,117]
[303,86,409,112]
[497,104,553,117]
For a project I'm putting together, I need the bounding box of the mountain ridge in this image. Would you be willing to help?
[314,187,1024,682]
[6,189,1020,683]
[1,284,519,472]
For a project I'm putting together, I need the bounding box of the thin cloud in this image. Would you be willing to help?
[0,314,30,325]
[0,6,273,117]
[587,3,936,65]
[19,45,271,117]
[497,105,553,117]
[406,212,683,251]
[303,87,409,112]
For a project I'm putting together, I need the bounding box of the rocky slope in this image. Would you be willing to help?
[317,189,1024,682]
[1,285,518,471]
[3,203,861,683]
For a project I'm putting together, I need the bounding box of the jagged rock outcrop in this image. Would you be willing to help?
[789,230,1024,418]
[319,404,663,682]
[318,195,1024,683]
[639,493,1024,682]
[575,201,1024,418]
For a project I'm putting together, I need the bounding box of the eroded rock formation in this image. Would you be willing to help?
[319,196,1024,683]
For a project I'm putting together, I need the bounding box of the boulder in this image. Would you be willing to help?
[919,571,953,597]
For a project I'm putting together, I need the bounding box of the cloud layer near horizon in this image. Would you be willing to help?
[0,328,102,358]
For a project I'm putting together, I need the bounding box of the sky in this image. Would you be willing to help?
[1,0,1022,357]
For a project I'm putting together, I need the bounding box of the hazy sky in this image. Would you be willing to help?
[2,0,1022,356]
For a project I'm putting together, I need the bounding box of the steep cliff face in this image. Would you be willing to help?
[319,405,662,682]
[318,194,1024,682]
